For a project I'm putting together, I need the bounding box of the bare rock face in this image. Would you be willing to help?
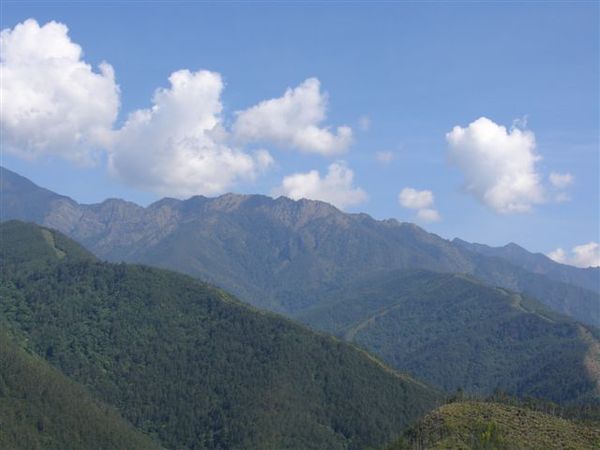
[43,198,84,234]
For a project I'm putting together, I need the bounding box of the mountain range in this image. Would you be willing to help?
[2,167,600,448]
[1,166,598,328]
[2,165,600,403]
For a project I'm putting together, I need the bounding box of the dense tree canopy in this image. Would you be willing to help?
[0,221,440,450]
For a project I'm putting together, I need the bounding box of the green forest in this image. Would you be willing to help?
[298,269,600,405]
[0,328,161,450]
[0,221,440,450]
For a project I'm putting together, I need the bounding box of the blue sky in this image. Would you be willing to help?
[1,1,598,263]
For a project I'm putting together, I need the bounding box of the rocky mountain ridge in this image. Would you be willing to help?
[2,166,598,326]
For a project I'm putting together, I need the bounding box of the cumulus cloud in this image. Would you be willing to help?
[0,19,119,164]
[398,188,434,209]
[273,161,367,210]
[547,248,567,263]
[376,151,394,163]
[233,78,352,155]
[398,187,441,223]
[549,172,574,189]
[2,19,363,198]
[446,117,544,214]
[416,208,441,222]
[109,70,273,197]
[547,242,600,268]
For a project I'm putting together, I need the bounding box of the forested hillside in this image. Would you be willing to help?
[0,329,162,450]
[0,221,440,450]
[298,270,600,404]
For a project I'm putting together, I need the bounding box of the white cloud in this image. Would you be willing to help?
[0,19,119,164]
[446,117,544,214]
[571,242,600,268]
[233,78,352,155]
[376,151,394,163]
[109,70,272,197]
[398,187,441,223]
[417,208,441,222]
[547,242,600,268]
[547,248,567,264]
[273,161,367,210]
[549,172,574,189]
[398,187,434,209]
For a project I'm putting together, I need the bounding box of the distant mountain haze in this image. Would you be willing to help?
[2,166,598,327]
[453,238,599,294]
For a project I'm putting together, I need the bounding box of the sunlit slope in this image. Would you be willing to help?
[385,401,600,449]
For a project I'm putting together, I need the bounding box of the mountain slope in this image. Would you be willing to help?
[297,269,600,404]
[0,221,440,450]
[386,401,600,449]
[1,166,597,327]
[0,328,161,450]
[454,238,600,294]
[0,166,77,225]
[464,251,599,328]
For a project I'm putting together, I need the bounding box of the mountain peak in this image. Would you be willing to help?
[209,192,269,211]
[504,242,526,251]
